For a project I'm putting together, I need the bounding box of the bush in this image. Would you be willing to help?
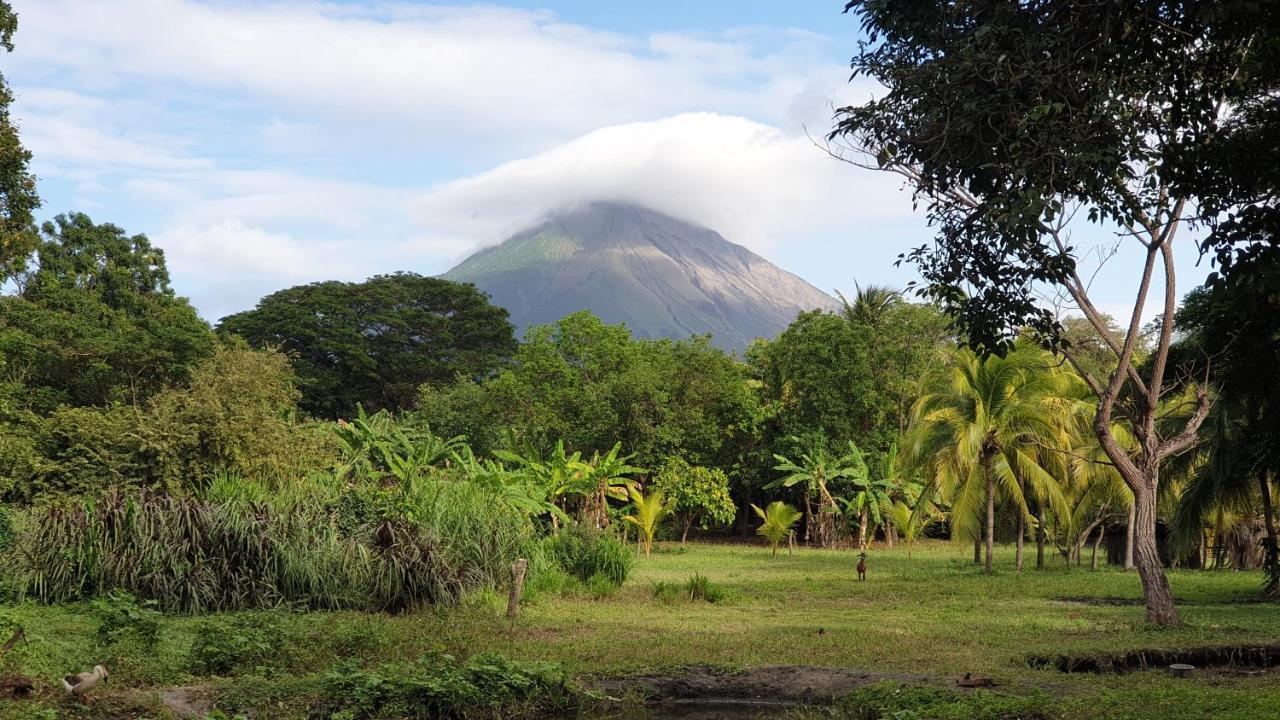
[584,573,618,599]
[650,580,681,604]
[91,591,161,649]
[683,572,728,604]
[543,524,632,587]
[318,652,580,720]
[650,574,729,604]
[189,615,287,676]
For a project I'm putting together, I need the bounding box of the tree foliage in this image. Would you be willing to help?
[0,1,40,282]
[0,214,214,410]
[219,273,517,418]
[654,458,736,543]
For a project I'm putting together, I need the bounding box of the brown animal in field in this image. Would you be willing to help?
[856,552,867,581]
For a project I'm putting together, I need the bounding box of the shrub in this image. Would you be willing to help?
[91,591,161,649]
[318,653,580,720]
[683,573,728,604]
[521,562,580,603]
[189,615,286,676]
[650,580,681,604]
[653,458,736,542]
[584,573,618,599]
[543,524,632,586]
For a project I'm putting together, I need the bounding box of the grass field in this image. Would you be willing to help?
[2,540,1278,719]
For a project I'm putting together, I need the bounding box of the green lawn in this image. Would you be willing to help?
[3,541,1278,719]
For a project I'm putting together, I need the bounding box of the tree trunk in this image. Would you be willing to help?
[984,457,995,574]
[1036,505,1046,570]
[973,535,981,564]
[1124,502,1136,570]
[886,524,897,548]
[1015,515,1024,572]
[1092,523,1106,571]
[802,491,812,544]
[1259,470,1279,596]
[681,516,692,545]
[1133,485,1179,625]
[858,507,869,550]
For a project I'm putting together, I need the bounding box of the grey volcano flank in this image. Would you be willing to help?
[441,202,838,351]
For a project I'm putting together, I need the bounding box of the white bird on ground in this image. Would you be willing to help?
[62,665,108,700]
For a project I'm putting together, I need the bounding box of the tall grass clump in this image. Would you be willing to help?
[543,524,632,587]
[8,475,527,613]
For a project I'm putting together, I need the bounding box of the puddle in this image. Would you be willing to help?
[1027,643,1280,673]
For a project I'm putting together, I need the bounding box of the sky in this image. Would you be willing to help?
[7,0,1211,324]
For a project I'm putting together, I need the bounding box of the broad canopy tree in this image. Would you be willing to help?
[219,273,517,418]
[0,213,213,410]
[0,1,40,282]
[830,0,1271,625]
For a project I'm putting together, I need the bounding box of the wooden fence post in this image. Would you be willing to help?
[507,559,528,619]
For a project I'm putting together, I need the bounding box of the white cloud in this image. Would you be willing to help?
[9,1,920,320]
[13,0,851,155]
[410,112,913,258]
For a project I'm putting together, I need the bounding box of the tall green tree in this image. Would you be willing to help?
[904,344,1071,573]
[1171,254,1280,594]
[0,213,213,410]
[827,0,1267,624]
[0,1,40,282]
[219,273,517,418]
[421,311,758,473]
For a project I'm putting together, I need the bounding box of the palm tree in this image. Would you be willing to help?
[772,440,865,548]
[836,283,900,329]
[622,488,675,556]
[752,502,804,556]
[904,343,1073,573]
[838,441,893,549]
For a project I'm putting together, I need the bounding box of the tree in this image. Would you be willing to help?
[828,0,1263,624]
[904,344,1071,573]
[843,442,898,550]
[0,213,213,410]
[568,442,645,529]
[752,501,802,557]
[622,487,675,556]
[219,273,516,418]
[0,1,40,282]
[421,311,759,479]
[771,438,867,549]
[1170,253,1280,594]
[654,458,736,543]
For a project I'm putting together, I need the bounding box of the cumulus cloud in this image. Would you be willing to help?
[9,0,920,319]
[411,112,913,260]
[13,0,853,157]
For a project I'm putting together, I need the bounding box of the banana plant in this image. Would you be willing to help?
[567,443,646,529]
[450,446,569,525]
[772,438,866,548]
[495,439,588,530]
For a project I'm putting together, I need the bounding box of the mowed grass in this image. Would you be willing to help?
[452,540,1278,674]
[2,540,1278,719]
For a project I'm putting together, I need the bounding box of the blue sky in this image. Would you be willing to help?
[8,0,1208,325]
